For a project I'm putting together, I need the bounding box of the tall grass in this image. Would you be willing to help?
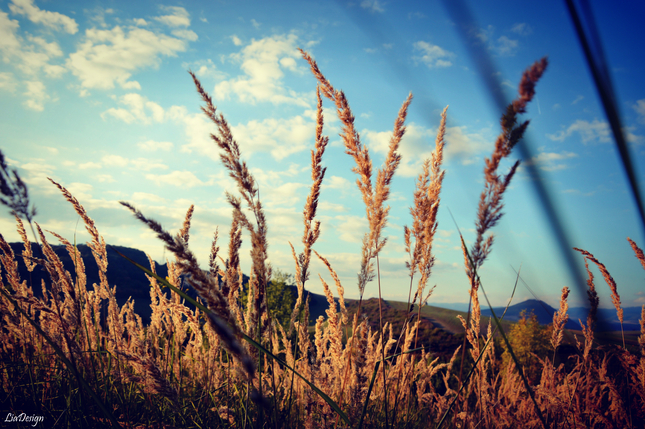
[1,49,645,429]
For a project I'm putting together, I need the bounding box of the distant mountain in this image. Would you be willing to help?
[2,242,172,324]
[1,242,328,326]
[481,298,643,331]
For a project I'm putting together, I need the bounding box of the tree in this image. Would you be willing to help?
[501,309,551,385]
[240,268,295,330]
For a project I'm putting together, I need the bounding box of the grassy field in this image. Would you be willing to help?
[1,47,645,429]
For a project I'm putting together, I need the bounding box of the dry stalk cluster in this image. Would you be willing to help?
[1,50,645,429]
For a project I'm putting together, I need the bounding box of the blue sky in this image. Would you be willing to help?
[1,0,644,311]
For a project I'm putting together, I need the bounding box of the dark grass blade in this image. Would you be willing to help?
[441,0,596,325]
[0,284,121,429]
[564,0,645,238]
[435,254,521,429]
[455,234,547,429]
[109,245,351,426]
[358,347,424,429]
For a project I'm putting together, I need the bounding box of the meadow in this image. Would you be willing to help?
[1,46,645,429]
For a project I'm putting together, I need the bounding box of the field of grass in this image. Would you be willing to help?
[2,46,645,429]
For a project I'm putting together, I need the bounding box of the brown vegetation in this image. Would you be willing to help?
[1,49,645,429]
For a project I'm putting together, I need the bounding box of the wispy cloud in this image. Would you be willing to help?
[633,99,645,124]
[153,6,190,27]
[361,0,385,13]
[493,36,518,56]
[214,34,309,106]
[9,0,78,34]
[0,8,67,109]
[67,25,190,91]
[525,151,578,171]
[547,119,611,144]
[412,41,454,68]
[230,35,243,46]
[23,80,50,111]
[472,25,519,56]
[182,59,225,80]
[145,170,206,188]
[137,140,174,152]
[231,115,315,160]
[334,214,369,244]
[102,94,165,124]
[102,155,129,167]
[510,23,532,36]
[365,121,492,176]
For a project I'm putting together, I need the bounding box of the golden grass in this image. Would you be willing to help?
[1,49,645,429]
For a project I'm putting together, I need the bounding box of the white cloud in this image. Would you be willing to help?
[0,11,66,110]
[168,107,220,161]
[66,182,93,201]
[231,115,315,160]
[250,19,260,29]
[17,160,58,194]
[172,29,198,41]
[473,25,494,43]
[334,215,369,243]
[102,155,129,167]
[525,151,578,171]
[0,72,16,92]
[472,25,519,56]
[547,119,611,144]
[633,99,645,124]
[363,121,490,176]
[132,192,166,203]
[42,146,58,155]
[624,127,644,145]
[319,201,349,213]
[9,0,78,34]
[510,23,532,36]
[412,41,454,68]
[0,10,21,56]
[214,34,309,106]
[137,140,174,151]
[78,162,102,170]
[262,182,308,207]
[361,0,385,13]
[23,80,48,111]
[130,159,168,171]
[146,171,205,188]
[153,6,190,27]
[134,18,147,26]
[324,175,351,190]
[231,35,242,46]
[67,26,189,90]
[493,36,518,56]
[101,93,165,124]
[183,58,225,80]
[96,174,115,183]
[572,95,584,105]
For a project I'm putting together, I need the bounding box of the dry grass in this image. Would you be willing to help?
[1,49,645,429]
